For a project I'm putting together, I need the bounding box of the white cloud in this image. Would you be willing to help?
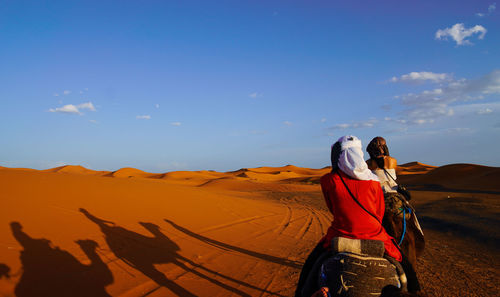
[63,90,71,95]
[155,104,160,109]
[54,93,59,97]
[489,3,497,13]
[329,118,378,130]
[333,123,350,129]
[136,115,151,120]
[49,104,81,115]
[283,121,292,126]
[77,102,96,111]
[435,23,487,46]
[477,108,493,114]
[390,71,451,84]
[395,70,500,124]
[249,92,262,98]
[49,101,97,115]
[335,70,500,131]
[321,118,327,123]
[477,3,497,16]
[171,122,181,126]
[89,120,98,124]
[447,127,473,133]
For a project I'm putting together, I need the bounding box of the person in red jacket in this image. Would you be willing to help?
[319,137,402,260]
[295,135,402,297]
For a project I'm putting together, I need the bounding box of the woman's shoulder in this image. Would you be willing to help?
[385,156,397,169]
[321,171,335,181]
[320,171,341,186]
[367,157,397,170]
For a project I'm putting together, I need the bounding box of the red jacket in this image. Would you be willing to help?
[320,170,402,261]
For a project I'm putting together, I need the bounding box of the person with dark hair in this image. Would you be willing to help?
[366,137,423,293]
[295,136,403,297]
[366,137,398,194]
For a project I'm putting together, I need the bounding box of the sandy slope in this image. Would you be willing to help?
[0,162,498,297]
[0,166,330,297]
[396,162,437,176]
[399,163,500,193]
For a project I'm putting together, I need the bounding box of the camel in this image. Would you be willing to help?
[298,193,425,297]
[382,193,425,293]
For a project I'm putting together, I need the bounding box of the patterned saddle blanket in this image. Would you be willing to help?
[301,237,407,297]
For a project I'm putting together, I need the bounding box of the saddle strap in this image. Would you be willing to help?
[337,171,381,224]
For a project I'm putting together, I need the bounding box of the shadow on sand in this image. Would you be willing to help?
[416,197,500,248]
[164,219,302,269]
[404,184,500,195]
[0,263,10,279]
[80,208,282,297]
[9,222,113,297]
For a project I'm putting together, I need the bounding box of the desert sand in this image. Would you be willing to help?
[0,162,498,296]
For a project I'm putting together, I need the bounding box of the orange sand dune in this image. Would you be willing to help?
[105,167,155,178]
[159,170,230,186]
[396,162,437,176]
[44,165,111,176]
[247,165,327,176]
[400,163,500,192]
[0,166,328,297]
[2,162,499,296]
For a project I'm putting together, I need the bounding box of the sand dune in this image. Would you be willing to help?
[104,167,154,178]
[1,162,498,296]
[44,165,111,176]
[399,163,500,192]
[396,162,437,176]
[0,165,327,297]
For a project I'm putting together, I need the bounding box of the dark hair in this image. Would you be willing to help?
[367,136,390,168]
[330,141,342,172]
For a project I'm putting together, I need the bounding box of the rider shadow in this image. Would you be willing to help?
[9,222,113,297]
[0,263,10,279]
[80,208,274,297]
[164,219,302,269]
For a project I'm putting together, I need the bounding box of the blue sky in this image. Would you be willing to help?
[1,1,499,172]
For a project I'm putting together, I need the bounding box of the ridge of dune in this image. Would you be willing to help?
[5,162,499,193]
[398,161,436,168]
[161,170,228,180]
[229,165,329,177]
[226,168,249,174]
[157,170,233,186]
[43,165,111,176]
[249,165,321,176]
[0,166,37,172]
[105,167,153,178]
[401,163,500,192]
[397,161,437,176]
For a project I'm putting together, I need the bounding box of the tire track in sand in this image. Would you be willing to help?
[274,205,292,235]
[120,206,311,297]
[197,213,280,234]
[295,214,314,240]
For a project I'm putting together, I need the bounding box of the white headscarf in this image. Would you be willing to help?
[337,135,379,181]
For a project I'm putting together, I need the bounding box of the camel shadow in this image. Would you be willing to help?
[0,263,10,279]
[9,221,113,297]
[80,209,279,297]
[164,219,302,269]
